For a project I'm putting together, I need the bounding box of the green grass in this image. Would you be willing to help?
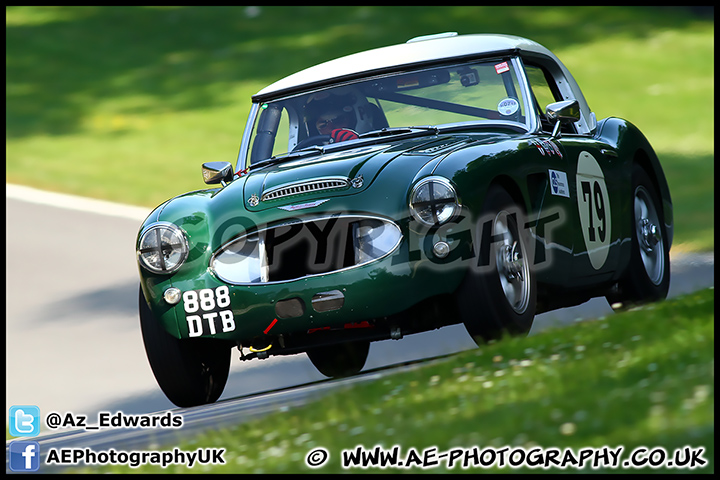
[5,7,714,250]
[661,153,714,252]
[70,287,714,473]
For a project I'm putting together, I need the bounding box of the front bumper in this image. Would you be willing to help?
[141,231,466,343]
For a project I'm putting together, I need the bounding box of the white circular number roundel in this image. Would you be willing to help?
[576,151,611,270]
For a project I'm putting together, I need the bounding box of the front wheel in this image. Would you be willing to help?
[306,341,370,378]
[455,185,536,345]
[606,165,670,309]
[139,286,231,408]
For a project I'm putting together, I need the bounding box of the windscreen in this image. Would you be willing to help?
[246,59,529,165]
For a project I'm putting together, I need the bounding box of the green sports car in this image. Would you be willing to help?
[136,33,672,407]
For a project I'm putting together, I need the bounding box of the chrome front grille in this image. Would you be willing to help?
[261,177,350,202]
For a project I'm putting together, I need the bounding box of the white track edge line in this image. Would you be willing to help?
[6,183,151,221]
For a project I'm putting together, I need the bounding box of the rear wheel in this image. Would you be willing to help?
[456,185,536,345]
[139,286,231,408]
[606,165,670,309]
[306,341,370,378]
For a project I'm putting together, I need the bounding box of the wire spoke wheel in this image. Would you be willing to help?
[493,211,531,314]
[606,165,670,310]
[634,186,665,286]
[455,185,536,345]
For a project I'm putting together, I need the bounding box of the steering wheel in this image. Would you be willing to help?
[293,135,331,151]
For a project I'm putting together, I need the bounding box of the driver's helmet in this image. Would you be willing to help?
[303,87,373,136]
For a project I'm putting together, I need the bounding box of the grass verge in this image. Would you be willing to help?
[74,287,714,473]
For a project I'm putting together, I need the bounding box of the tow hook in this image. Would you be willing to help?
[249,344,272,359]
[390,325,403,340]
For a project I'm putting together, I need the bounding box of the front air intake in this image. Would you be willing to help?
[210,215,403,285]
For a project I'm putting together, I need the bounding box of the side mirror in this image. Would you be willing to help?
[202,162,234,186]
[545,99,580,138]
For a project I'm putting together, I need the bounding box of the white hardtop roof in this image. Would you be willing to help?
[253,33,561,100]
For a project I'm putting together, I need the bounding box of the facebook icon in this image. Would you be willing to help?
[9,441,41,472]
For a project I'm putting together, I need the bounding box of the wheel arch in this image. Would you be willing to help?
[595,117,673,248]
[489,174,527,214]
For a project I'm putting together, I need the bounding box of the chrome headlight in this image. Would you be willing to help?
[409,176,459,226]
[137,223,189,274]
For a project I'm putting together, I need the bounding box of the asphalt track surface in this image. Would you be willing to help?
[5,184,714,471]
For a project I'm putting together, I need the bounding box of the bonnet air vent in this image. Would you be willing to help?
[261,177,350,202]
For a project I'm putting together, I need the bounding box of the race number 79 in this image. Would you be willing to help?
[575,151,612,271]
[580,180,606,242]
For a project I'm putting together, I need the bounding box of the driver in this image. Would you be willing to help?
[304,92,360,144]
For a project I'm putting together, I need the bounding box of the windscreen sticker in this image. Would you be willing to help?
[494,61,510,74]
[397,77,420,89]
[498,98,520,116]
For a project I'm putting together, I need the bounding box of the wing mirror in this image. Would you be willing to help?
[202,162,234,187]
[545,99,580,138]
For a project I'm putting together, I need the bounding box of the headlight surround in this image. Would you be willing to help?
[210,231,268,284]
[409,176,460,226]
[137,223,189,274]
[353,218,403,265]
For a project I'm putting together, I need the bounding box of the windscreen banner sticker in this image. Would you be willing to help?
[182,286,236,337]
[494,61,510,74]
[576,151,612,270]
[498,98,520,116]
[548,170,570,198]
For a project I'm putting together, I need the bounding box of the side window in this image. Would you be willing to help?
[525,65,557,114]
[525,64,576,134]
[271,108,290,157]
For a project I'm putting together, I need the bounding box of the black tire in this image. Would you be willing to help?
[139,286,231,408]
[306,340,370,378]
[456,185,536,345]
[606,165,670,309]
